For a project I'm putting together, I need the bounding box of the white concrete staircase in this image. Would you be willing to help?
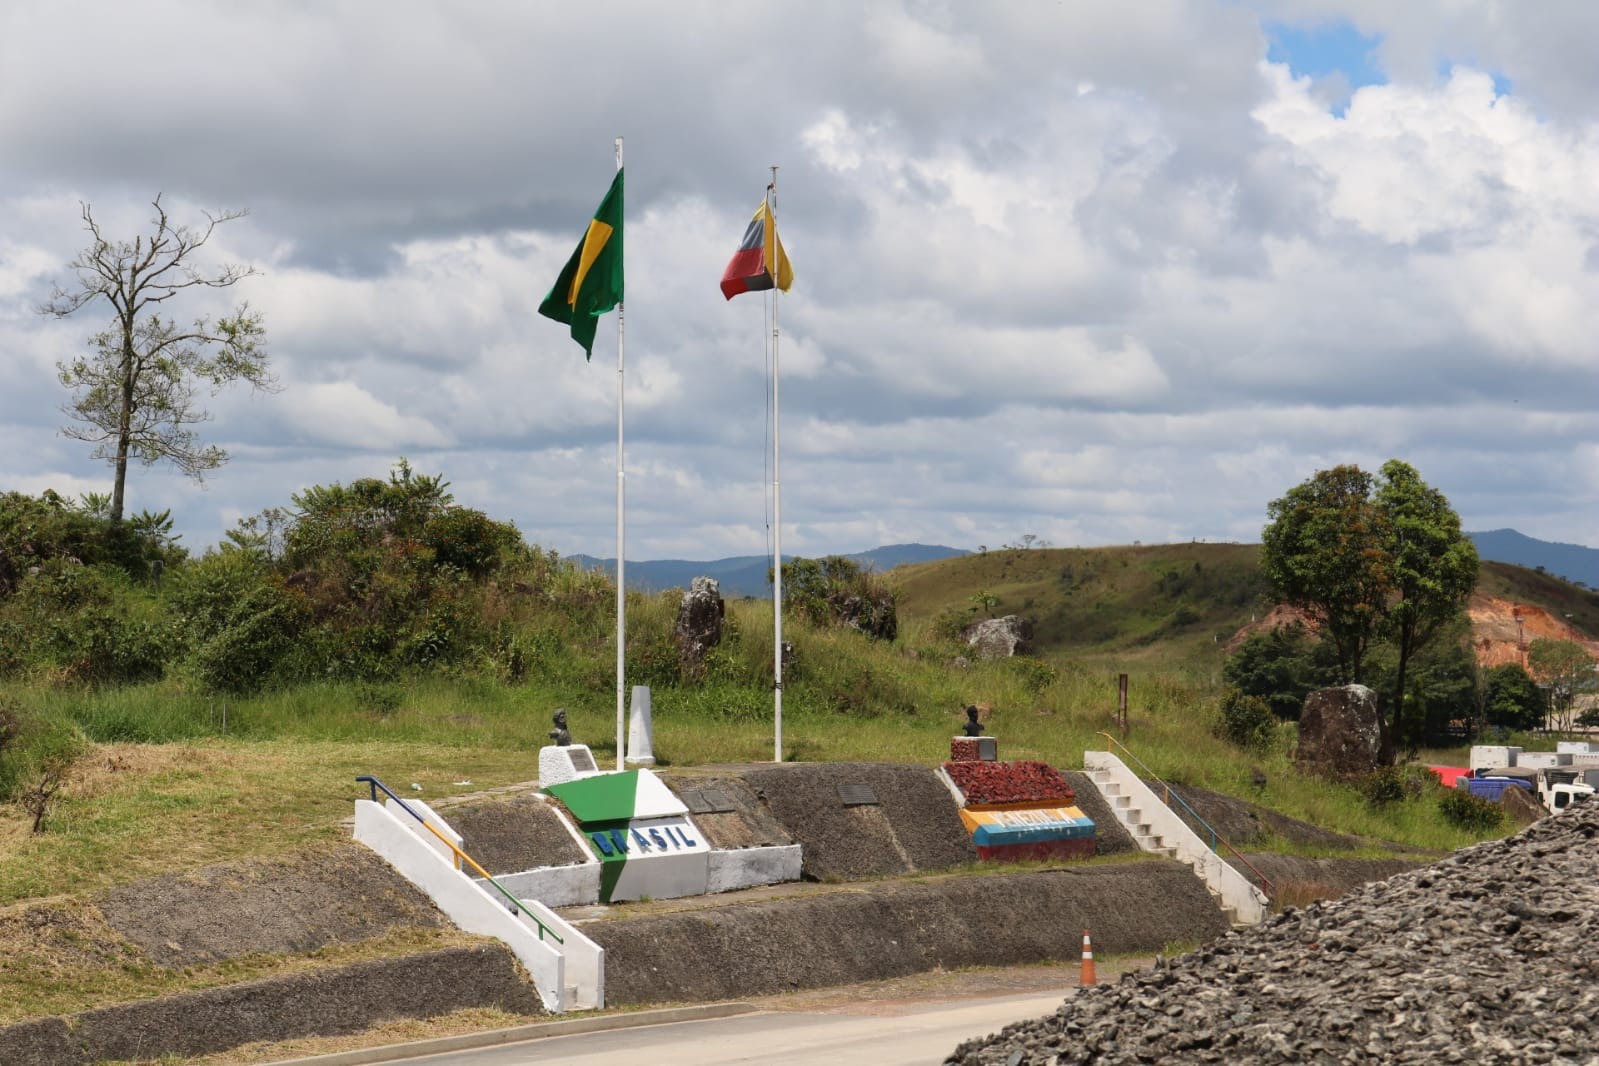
[354,797,604,1012]
[1091,772,1178,859]
[1084,751,1268,927]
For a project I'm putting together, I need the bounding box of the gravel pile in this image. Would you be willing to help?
[948,804,1599,1065]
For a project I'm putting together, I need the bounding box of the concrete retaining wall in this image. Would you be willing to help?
[0,946,539,1066]
[485,863,602,908]
[707,844,803,893]
[590,861,1229,1006]
[736,762,978,879]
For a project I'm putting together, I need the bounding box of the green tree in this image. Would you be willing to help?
[281,460,526,677]
[1387,636,1477,749]
[1526,638,1597,733]
[1372,459,1479,736]
[1222,623,1338,720]
[1260,464,1390,683]
[38,196,275,522]
[1479,663,1542,731]
[1260,461,1477,741]
[0,490,170,597]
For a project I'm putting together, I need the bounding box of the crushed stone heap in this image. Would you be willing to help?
[948,804,1599,1066]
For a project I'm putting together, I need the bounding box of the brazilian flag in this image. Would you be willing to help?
[539,169,624,358]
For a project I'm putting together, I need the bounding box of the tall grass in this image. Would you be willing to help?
[0,571,1515,909]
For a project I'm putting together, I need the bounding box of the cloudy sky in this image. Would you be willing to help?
[2,1,1595,563]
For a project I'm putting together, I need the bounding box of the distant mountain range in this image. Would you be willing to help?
[1467,530,1598,590]
[571,530,1595,599]
[570,543,968,598]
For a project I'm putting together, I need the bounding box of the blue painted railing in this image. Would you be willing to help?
[1094,733,1274,899]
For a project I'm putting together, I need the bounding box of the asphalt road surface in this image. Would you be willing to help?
[388,989,1071,1066]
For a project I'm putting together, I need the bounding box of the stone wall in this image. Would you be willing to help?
[592,862,1227,1005]
[0,945,540,1066]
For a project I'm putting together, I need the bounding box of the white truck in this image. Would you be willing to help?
[1538,768,1594,814]
[1474,766,1594,815]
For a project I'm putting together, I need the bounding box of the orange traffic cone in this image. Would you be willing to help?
[1080,929,1097,986]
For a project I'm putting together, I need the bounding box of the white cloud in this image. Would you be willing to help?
[0,0,1594,558]
[279,383,453,451]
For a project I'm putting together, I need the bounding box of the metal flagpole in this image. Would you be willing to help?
[614,136,627,771]
[769,165,783,763]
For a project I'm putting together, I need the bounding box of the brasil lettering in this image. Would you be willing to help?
[589,824,699,857]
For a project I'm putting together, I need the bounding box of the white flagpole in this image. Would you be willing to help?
[614,136,627,771]
[769,165,783,763]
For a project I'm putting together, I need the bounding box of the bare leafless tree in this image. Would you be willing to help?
[38,195,277,522]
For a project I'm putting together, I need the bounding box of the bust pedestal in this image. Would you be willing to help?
[539,744,601,786]
[950,736,998,762]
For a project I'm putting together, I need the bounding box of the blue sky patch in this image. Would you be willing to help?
[1266,20,1384,115]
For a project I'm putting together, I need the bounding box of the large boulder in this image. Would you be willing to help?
[1294,684,1388,777]
[964,615,1035,660]
[675,576,725,677]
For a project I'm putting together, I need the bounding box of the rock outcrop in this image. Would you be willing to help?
[964,615,1035,659]
[1294,684,1388,778]
[675,576,724,677]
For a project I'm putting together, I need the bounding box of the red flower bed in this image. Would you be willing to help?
[943,760,1074,806]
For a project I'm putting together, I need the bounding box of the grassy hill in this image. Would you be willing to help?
[893,543,1271,666]
[3,529,1596,923]
[891,543,1599,667]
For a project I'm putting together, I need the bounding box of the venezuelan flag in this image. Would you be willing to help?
[720,199,793,300]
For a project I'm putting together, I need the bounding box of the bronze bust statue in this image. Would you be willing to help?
[963,705,983,737]
[548,708,572,746]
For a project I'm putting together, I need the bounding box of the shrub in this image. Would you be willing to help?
[1,562,170,683]
[1438,787,1503,832]
[1214,688,1276,752]
[1358,765,1434,809]
[1006,656,1058,694]
[0,698,84,810]
[781,556,897,641]
[0,490,174,598]
[932,604,976,643]
[170,549,276,642]
[192,585,306,694]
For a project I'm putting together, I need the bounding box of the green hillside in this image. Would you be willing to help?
[3,471,1597,930]
[891,544,1599,666]
[893,543,1271,665]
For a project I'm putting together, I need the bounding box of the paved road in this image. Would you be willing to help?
[389,989,1070,1065]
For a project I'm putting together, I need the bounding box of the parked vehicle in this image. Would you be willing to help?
[1465,766,1592,815]
[1537,769,1594,815]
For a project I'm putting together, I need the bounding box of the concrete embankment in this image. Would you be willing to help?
[0,945,539,1066]
[0,762,1431,1063]
[588,861,1228,1006]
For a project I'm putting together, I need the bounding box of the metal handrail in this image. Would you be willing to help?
[357,775,564,945]
[1094,733,1275,899]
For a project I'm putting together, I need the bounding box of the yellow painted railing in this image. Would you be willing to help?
[357,775,564,944]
